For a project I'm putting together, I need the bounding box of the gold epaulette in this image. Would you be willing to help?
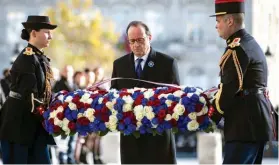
[23,47,35,56]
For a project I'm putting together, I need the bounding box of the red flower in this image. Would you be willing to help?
[103,97,109,103]
[62,102,69,109]
[195,104,203,112]
[170,119,177,126]
[57,112,64,120]
[134,98,142,105]
[77,117,90,126]
[84,103,91,109]
[53,125,61,133]
[101,107,109,114]
[101,115,109,122]
[158,110,166,119]
[68,122,76,131]
[197,115,205,124]
[183,109,189,116]
[153,99,161,106]
[49,118,54,125]
[76,102,84,109]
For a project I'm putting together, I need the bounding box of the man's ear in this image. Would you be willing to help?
[228,16,234,27]
[148,34,152,42]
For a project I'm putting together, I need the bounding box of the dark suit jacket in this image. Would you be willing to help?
[0,43,55,146]
[212,29,276,142]
[111,47,179,164]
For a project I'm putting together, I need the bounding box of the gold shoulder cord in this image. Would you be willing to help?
[216,38,244,114]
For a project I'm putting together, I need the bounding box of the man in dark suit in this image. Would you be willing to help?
[209,0,277,164]
[111,21,179,164]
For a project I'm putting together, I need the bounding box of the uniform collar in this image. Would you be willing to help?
[226,29,246,45]
[27,43,44,55]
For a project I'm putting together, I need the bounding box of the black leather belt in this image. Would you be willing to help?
[239,87,267,96]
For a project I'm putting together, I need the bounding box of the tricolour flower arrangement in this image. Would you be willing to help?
[43,87,213,138]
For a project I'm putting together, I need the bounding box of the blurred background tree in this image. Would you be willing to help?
[44,0,120,73]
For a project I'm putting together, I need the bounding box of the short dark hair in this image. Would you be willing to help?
[126,21,151,36]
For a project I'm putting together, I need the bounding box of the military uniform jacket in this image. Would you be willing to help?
[213,29,276,142]
[0,44,55,146]
[111,48,179,164]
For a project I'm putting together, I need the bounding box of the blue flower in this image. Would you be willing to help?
[124,129,132,135]
[124,118,131,125]
[181,97,190,105]
[43,111,50,119]
[151,118,159,125]
[139,126,146,134]
[71,111,78,120]
[99,123,106,131]
[156,126,164,134]
[118,123,125,131]
[190,94,199,102]
[142,98,148,106]
[117,113,123,120]
[127,124,136,132]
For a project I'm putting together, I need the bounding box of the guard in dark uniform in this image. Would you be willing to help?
[208,0,278,164]
[0,15,57,164]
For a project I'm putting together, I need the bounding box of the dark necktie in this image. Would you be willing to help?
[136,58,143,78]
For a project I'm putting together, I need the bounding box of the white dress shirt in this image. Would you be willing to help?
[134,49,150,70]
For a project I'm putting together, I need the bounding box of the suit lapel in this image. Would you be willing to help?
[140,48,156,80]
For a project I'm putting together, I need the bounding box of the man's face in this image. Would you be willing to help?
[33,29,53,49]
[215,15,230,39]
[127,25,151,57]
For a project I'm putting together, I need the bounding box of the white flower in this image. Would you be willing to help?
[199,97,206,104]
[85,98,93,104]
[54,118,62,127]
[65,96,73,102]
[108,123,117,131]
[187,93,193,98]
[143,106,153,114]
[165,100,173,107]
[123,104,132,112]
[173,90,184,97]
[173,104,185,115]
[56,106,64,113]
[84,108,95,122]
[109,115,118,125]
[106,102,114,110]
[134,105,144,113]
[98,98,104,104]
[165,114,172,121]
[146,111,155,120]
[85,108,95,116]
[172,113,180,121]
[136,112,145,121]
[62,118,70,127]
[197,106,208,116]
[111,109,118,115]
[187,120,199,131]
[122,95,134,104]
[113,93,119,98]
[77,113,83,118]
[50,111,57,118]
[127,89,135,93]
[144,90,155,99]
[81,93,90,100]
[68,103,77,110]
[136,121,142,129]
[188,112,197,120]
[134,87,145,92]
[58,95,64,101]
